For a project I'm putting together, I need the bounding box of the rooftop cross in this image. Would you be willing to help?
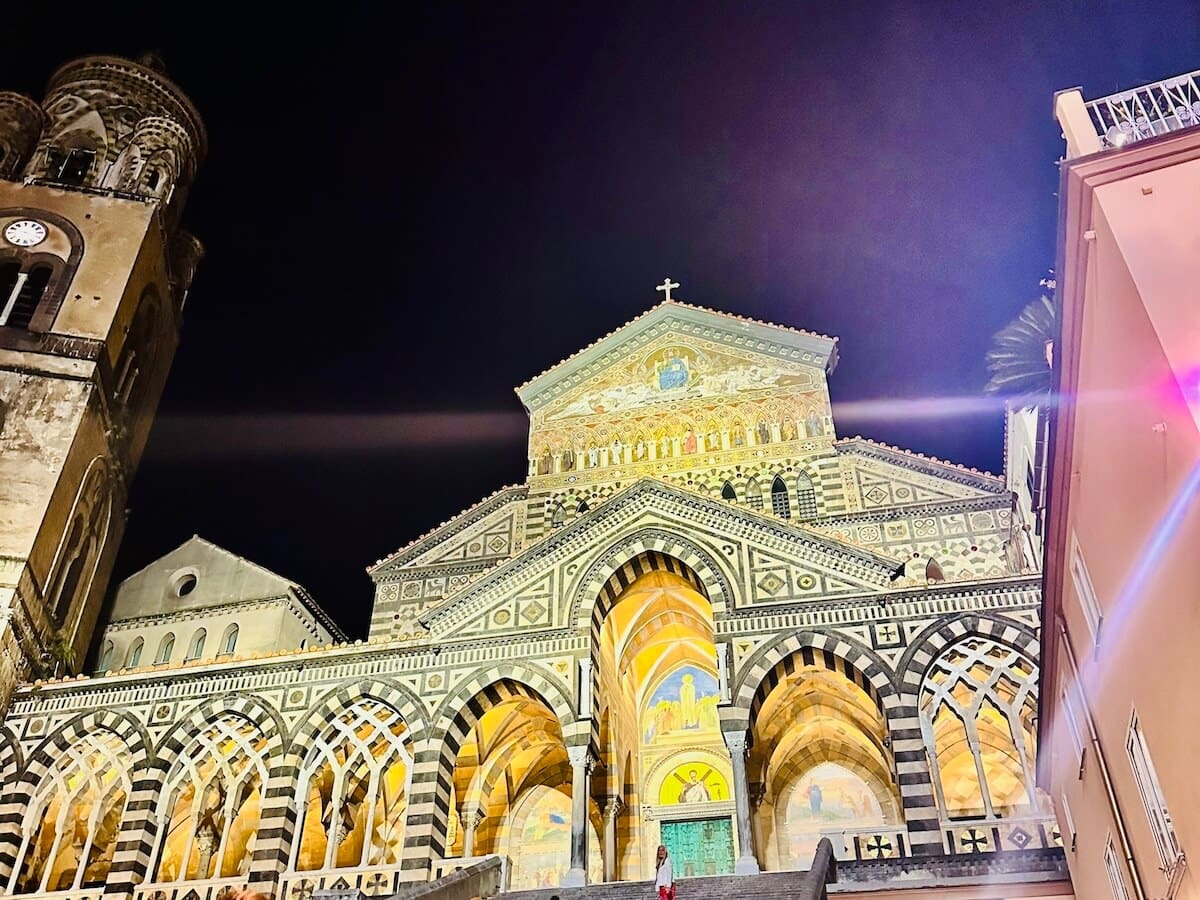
[655,277,680,302]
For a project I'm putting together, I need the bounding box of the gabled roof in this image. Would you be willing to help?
[515,300,839,413]
[367,485,528,576]
[112,535,346,639]
[835,436,1005,491]
[416,476,901,636]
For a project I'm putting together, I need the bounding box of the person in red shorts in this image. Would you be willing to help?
[655,844,675,900]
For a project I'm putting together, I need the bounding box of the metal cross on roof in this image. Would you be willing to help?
[655,277,680,301]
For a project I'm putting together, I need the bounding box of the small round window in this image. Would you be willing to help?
[171,570,198,598]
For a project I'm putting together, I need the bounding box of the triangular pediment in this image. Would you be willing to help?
[516,300,839,422]
[417,478,899,641]
[837,439,1005,508]
[368,486,528,577]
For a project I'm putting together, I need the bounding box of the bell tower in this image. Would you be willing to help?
[0,54,205,705]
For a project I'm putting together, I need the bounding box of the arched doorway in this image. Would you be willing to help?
[749,658,900,869]
[447,680,597,888]
[595,562,735,881]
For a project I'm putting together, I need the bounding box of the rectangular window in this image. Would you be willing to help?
[1059,676,1086,775]
[1069,533,1103,646]
[1060,793,1076,852]
[1104,836,1132,900]
[1126,712,1182,873]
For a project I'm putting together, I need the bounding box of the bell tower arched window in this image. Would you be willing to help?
[0,211,85,333]
[0,262,54,329]
[45,147,97,187]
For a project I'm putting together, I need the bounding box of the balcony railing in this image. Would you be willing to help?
[1086,69,1200,149]
[941,813,1062,856]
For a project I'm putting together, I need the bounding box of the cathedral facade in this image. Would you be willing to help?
[0,55,1062,900]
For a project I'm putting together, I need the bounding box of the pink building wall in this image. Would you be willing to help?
[1043,129,1200,900]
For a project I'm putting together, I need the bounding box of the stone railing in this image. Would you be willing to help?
[391,856,504,900]
[817,825,909,861]
[431,856,508,890]
[1085,70,1200,150]
[132,876,249,900]
[941,813,1062,856]
[279,863,410,900]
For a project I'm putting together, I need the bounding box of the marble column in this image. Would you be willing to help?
[723,729,761,875]
[602,797,623,882]
[563,745,594,886]
[462,807,485,857]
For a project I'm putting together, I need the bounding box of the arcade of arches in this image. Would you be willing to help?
[3,564,1047,893]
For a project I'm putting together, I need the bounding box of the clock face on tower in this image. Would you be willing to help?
[4,219,47,247]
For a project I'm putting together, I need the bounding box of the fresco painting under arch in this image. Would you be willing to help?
[781,762,884,866]
[642,666,720,744]
[507,786,601,889]
[658,762,729,805]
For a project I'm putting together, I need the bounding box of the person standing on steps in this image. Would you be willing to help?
[655,845,675,900]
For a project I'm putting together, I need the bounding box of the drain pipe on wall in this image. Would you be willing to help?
[1060,622,1148,900]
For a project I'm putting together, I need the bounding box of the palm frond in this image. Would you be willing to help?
[984,295,1055,408]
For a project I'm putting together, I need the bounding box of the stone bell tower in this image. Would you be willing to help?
[0,54,205,706]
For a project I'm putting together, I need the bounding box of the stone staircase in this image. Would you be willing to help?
[504,869,831,900]
[503,842,835,900]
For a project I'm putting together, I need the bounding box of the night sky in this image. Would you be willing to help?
[5,3,1197,639]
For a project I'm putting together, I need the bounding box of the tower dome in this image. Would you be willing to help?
[0,92,47,178]
[28,55,206,220]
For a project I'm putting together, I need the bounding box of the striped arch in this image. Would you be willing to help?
[0,710,150,889]
[570,532,735,633]
[106,695,285,896]
[247,680,429,887]
[292,678,429,746]
[900,614,1040,694]
[401,669,575,876]
[155,692,286,766]
[0,728,19,785]
[734,631,897,721]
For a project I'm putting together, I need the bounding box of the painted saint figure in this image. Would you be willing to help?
[679,673,699,728]
[657,353,690,391]
[808,783,823,815]
[679,770,711,803]
[682,430,697,454]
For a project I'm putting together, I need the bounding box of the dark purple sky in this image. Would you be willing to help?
[7,3,1197,638]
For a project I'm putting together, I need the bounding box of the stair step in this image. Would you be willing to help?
[504,869,824,900]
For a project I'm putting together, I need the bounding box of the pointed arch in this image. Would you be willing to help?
[745,475,763,509]
[571,532,734,633]
[721,480,737,502]
[771,475,791,518]
[734,631,896,721]
[419,672,574,860]
[795,472,818,520]
[156,693,286,768]
[0,711,151,890]
[293,678,429,747]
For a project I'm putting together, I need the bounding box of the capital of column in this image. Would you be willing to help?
[723,728,750,757]
[603,796,624,821]
[465,807,486,831]
[567,744,596,772]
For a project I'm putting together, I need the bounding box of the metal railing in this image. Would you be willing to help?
[1086,69,1200,149]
